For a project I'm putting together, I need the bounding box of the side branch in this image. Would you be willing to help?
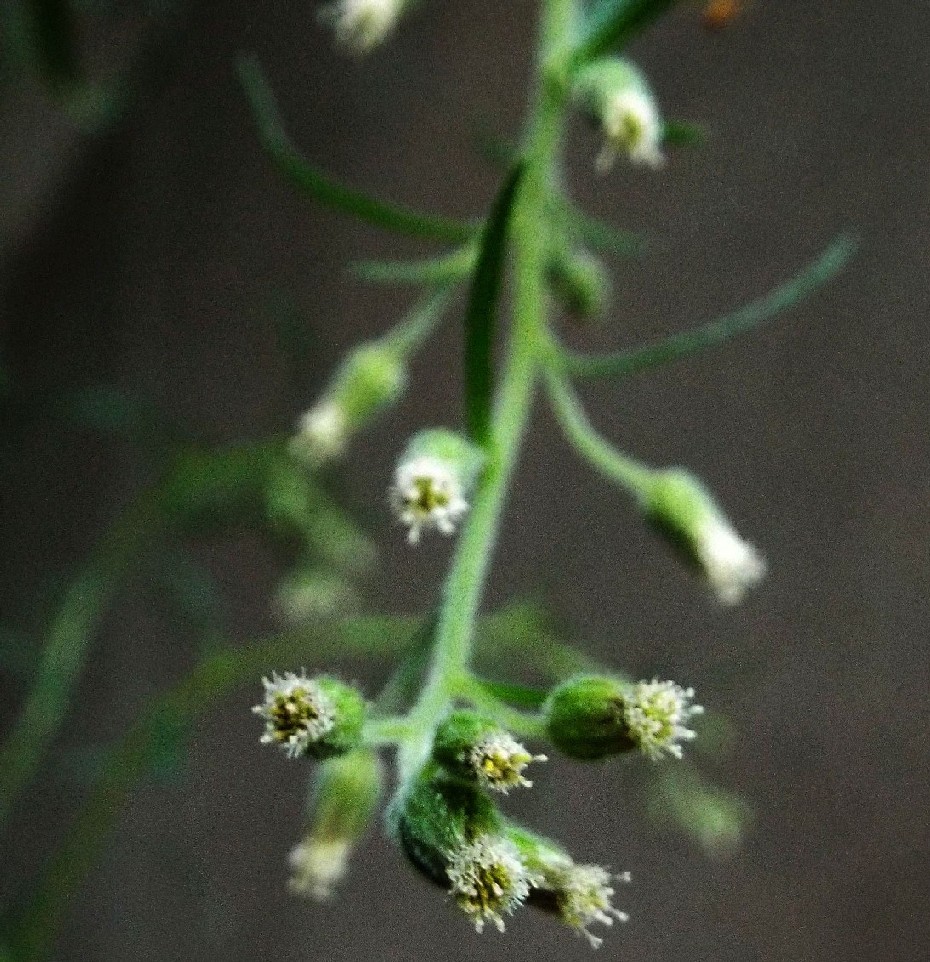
[237,55,474,244]
[559,234,856,380]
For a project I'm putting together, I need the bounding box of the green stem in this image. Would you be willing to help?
[544,368,655,497]
[397,0,577,781]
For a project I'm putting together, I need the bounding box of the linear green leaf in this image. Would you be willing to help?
[573,0,682,66]
[663,119,706,147]
[237,55,474,243]
[561,234,857,380]
[552,197,645,257]
[464,164,525,443]
[473,678,548,711]
[351,245,476,286]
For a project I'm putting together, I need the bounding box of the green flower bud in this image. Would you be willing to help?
[544,675,633,760]
[291,340,407,466]
[389,761,502,884]
[432,710,546,793]
[545,675,704,762]
[573,58,664,171]
[289,749,383,900]
[390,429,485,545]
[253,672,366,760]
[644,468,766,605]
[547,247,610,320]
[390,763,538,932]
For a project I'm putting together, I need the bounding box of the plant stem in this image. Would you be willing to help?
[397,0,577,781]
[544,368,655,496]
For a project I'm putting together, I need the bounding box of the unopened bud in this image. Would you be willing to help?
[644,468,766,605]
[289,749,383,900]
[547,247,611,320]
[573,58,664,171]
[291,341,406,467]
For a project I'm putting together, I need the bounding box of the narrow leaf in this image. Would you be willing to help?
[553,197,645,257]
[351,246,475,286]
[237,55,473,244]
[464,164,525,442]
[475,678,548,711]
[574,0,681,66]
[663,120,706,147]
[563,234,857,379]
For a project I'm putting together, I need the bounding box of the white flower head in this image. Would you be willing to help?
[556,863,630,949]
[290,400,348,466]
[695,514,767,605]
[320,0,404,55]
[597,87,664,172]
[288,837,351,901]
[253,671,336,758]
[624,679,704,761]
[468,733,546,794]
[390,454,469,545]
[446,835,540,933]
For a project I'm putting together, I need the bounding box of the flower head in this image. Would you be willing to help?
[623,679,704,761]
[446,835,539,933]
[555,863,630,949]
[693,513,767,605]
[468,733,546,794]
[320,0,404,55]
[597,87,664,172]
[644,468,766,605]
[390,454,469,545]
[288,838,351,901]
[253,672,336,758]
[290,400,348,466]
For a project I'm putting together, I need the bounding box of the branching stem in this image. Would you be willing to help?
[397,0,578,781]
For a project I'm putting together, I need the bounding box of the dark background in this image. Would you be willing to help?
[2,1,929,960]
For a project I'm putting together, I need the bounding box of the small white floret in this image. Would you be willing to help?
[468,733,546,794]
[253,671,336,758]
[320,0,404,55]
[290,400,348,465]
[390,454,469,545]
[695,515,767,605]
[597,88,664,172]
[624,679,704,761]
[288,837,351,901]
[556,863,630,949]
[446,835,539,933]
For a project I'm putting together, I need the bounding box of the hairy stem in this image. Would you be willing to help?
[397,0,577,780]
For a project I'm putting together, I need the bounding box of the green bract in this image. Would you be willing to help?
[544,675,634,760]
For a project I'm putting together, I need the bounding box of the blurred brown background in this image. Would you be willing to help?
[2,1,929,960]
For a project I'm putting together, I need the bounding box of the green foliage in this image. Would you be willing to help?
[237,55,474,243]
[561,234,857,379]
[463,164,525,443]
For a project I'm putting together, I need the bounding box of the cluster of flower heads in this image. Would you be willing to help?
[254,673,702,946]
